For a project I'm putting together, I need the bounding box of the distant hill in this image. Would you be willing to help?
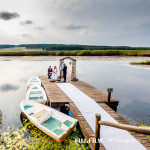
[0,44,150,51]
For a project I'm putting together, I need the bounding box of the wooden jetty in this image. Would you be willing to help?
[40,76,118,107]
[40,76,150,150]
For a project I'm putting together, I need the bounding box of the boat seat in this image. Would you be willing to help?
[29,94,43,98]
[33,109,52,124]
[25,107,37,115]
[32,109,48,118]
[60,123,69,131]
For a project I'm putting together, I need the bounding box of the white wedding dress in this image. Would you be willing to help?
[51,69,57,80]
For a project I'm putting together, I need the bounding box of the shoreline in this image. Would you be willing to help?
[1,56,150,69]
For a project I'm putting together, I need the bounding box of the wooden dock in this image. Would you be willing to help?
[40,76,118,107]
[40,76,150,150]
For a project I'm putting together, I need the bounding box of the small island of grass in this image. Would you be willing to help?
[130,61,150,65]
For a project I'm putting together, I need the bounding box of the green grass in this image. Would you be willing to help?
[1,50,150,56]
[130,61,150,65]
[139,125,150,140]
[0,120,90,150]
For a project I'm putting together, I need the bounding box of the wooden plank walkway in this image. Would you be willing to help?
[40,75,118,107]
[71,79,118,105]
[39,76,150,150]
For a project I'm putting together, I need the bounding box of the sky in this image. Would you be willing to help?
[0,0,150,46]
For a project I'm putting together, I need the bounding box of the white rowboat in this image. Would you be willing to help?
[26,85,47,105]
[26,76,41,89]
[20,100,77,141]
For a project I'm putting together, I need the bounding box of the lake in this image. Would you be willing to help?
[0,59,150,132]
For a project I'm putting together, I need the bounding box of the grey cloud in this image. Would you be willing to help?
[64,23,87,30]
[0,11,20,20]
[35,26,45,30]
[21,34,32,38]
[51,20,87,30]
[0,84,20,92]
[20,20,33,25]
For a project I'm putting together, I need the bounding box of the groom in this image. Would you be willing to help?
[62,63,67,82]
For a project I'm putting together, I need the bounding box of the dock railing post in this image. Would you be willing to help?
[95,114,101,150]
[107,88,113,106]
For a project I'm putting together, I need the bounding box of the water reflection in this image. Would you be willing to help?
[0,60,150,131]
[0,84,20,92]
[77,61,150,125]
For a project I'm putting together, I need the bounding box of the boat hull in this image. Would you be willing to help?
[27,117,76,141]
[20,100,77,141]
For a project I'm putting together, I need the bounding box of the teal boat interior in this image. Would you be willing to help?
[30,80,39,82]
[41,117,73,136]
[29,97,43,101]
[63,120,73,127]
[24,105,33,110]
[33,87,38,89]
[42,117,63,136]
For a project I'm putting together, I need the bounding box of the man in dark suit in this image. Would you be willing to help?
[62,63,67,82]
[48,66,52,79]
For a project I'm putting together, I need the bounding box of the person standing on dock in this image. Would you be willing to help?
[48,66,52,79]
[62,63,67,82]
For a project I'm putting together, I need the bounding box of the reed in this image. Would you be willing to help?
[130,61,150,65]
[1,50,150,56]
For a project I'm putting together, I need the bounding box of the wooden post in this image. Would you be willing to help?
[71,60,76,81]
[59,59,64,80]
[95,114,101,150]
[107,88,113,106]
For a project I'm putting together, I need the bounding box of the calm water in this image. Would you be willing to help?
[0,60,150,132]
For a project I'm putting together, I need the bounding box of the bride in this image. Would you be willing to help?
[51,66,57,80]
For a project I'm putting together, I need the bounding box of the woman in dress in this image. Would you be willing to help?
[51,66,57,80]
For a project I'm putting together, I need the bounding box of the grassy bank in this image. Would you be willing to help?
[130,61,150,65]
[1,50,150,56]
[0,120,90,150]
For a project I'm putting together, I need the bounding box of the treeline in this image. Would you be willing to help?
[45,45,150,51]
[0,45,15,49]
[1,44,150,50]
[1,50,150,56]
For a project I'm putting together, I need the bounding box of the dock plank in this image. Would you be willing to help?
[70,77,118,104]
[40,76,70,107]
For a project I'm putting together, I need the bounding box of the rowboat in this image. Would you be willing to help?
[20,100,78,141]
[26,85,47,105]
[26,76,41,89]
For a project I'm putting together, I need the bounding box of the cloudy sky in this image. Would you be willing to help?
[0,0,150,46]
